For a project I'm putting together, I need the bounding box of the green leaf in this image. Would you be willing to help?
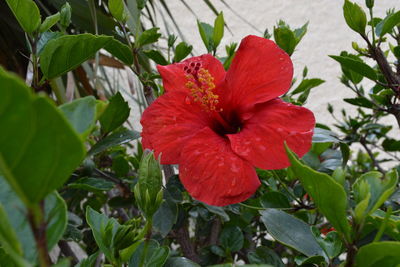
[174,42,193,62]
[0,68,84,204]
[129,240,169,267]
[40,34,113,79]
[5,0,41,34]
[0,176,67,263]
[197,21,214,52]
[260,209,325,258]
[375,11,400,37]
[312,128,340,143]
[143,50,168,65]
[152,201,178,237]
[355,241,400,267]
[86,207,119,263]
[39,13,60,33]
[382,138,400,152]
[37,32,64,55]
[105,39,134,65]
[75,252,100,267]
[330,55,377,81]
[164,257,200,267]
[99,92,130,134]
[292,78,325,95]
[317,231,342,259]
[68,177,115,192]
[108,0,127,22]
[343,97,374,108]
[136,28,161,47]
[219,226,244,252]
[353,170,398,218]
[213,12,224,48]
[343,0,367,34]
[88,128,140,156]
[260,191,290,209]
[247,246,285,267]
[59,96,98,139]
[286,145,351,240]
[273,26,297,56]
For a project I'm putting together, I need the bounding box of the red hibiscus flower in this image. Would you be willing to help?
[141,35,315,206]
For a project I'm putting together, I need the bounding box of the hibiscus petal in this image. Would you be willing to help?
[228,99,315,170]
[141,91,211,164]
[179,127,260,206]
[224,35,293,113]
[157,54,226,92]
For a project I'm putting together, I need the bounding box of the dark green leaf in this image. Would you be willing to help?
[339,142,350,167]
[174,42,193,62]
[292,78,325,95]
[136,28,161,47]
[318,231,342,259]
[260,209,325,258]
[197,21,214,52]
[273,26,297,56]
[213,12,224,48]
[382,138,400,152]
[99,92,130,134]
[164,257,200,267]
[59,96,98,139]
[286,146,351,240]
[203,204,230,222]
[143,50,168,65]
[39,13,60,33]
[330,55,377,81]
[260,191,290,209]
[37,31,63,55]
[247,246,285,267]
[68,177,115,192]
[105,39,134,65]
[59,3,71,28]
[5,0,41,34]
[343,97,374,108]
[153,201,178,237]
[343,0,367,34]
[355,241,400,267]
[375,11,400,37]
[312,128,340,143]
[0,68,85,204]
[219,226,244,252]
[88,128,140,156]
[75,252,99,267]
[40,34,113,79]
[129,240,169,267]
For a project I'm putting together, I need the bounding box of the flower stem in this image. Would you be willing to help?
[139,219,153,267]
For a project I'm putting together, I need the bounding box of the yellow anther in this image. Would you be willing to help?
[185,68,219,112]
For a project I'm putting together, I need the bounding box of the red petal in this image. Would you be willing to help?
[228,99,315,170]
[223,35,293,114]
[179,127,260,206]
[157,54,225,92]
[141,91,211,164]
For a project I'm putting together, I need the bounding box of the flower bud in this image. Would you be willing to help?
[365,0,374,8]
[60,3,71,29]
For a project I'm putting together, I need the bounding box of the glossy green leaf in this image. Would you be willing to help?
[5,0,41,34]
[68,177,115,192]
[286,146,351,240]
[0,68,85,204]
[213,12,224,48]
[247,246,285,267]
[260,209,325,258]
[164,257,200,267]
[59,96,98,139]
[105,39,134,65]
[108,0,127,22]
[0,176,67,263]
[174,42,193,62]
[152,201,178,237]
[260,191,290,209]
[136,28,161,47]
[143,50,168,65]
[273,26,297,56]
[219,226,244,252]
[355,241,400,267]
[375,11,400,37]
[330,55,377,81]
[343,97,374,109]
[75,252,99,267]
[129,240,169,267]
[39,13,60,33]
[40,34,113,79]
[86,207,119,263]
[343,0,367,34]
[88,128,140,156]
[353,170,398,218]
[99,92,130,134]
[291,78,325,95]
[197,21,214,52]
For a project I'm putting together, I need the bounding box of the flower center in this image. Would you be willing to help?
[184,63,240,136]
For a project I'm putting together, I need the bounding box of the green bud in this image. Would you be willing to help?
[60,3,72,29]
[168,34,177,48]
[366,0,374,9]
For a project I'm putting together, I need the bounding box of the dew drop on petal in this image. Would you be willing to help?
[185,96,191,104]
